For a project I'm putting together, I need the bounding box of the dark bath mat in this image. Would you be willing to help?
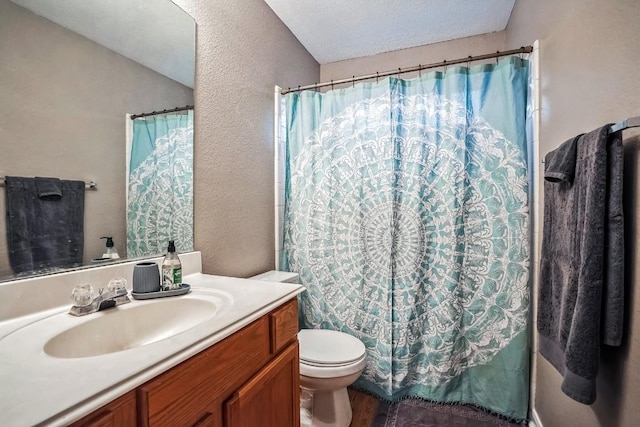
[372,399,524,427]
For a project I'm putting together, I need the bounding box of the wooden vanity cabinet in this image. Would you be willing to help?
[73,298,300,427]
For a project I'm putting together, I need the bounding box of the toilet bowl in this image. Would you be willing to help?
[298,329,367,427]
[249,271,367,427]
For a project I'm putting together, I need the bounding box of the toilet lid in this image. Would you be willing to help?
[298,329,366,365]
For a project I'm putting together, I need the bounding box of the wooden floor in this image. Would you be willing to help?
[348,389,380,427]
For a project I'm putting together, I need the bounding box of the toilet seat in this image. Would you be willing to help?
[298,329,367,378]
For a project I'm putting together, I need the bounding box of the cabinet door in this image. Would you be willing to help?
[225,341,300,427]
[139,317,271,427]
[69,391,136,427]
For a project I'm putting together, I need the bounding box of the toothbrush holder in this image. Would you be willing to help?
[132,262,161,293]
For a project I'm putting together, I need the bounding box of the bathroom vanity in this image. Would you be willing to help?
[0,252,304,426]
[71,298,300,427]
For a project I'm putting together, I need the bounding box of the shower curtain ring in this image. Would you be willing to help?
[331,80,334,90]
[418,65,422,78]
[496,51,500,65]
[353,77,355,88]
[398,68,401,78]
[376,72,379,83]
[443,59,447,72]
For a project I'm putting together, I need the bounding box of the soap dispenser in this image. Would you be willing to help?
[162,240,182,291]
[101,237,120,260]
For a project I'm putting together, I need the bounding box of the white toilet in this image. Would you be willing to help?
[298,329,367,427]
[250,271,367,427]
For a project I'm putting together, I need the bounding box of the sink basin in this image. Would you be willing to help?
[44,297,220,358]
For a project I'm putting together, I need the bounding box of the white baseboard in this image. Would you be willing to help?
[530,408,543,427]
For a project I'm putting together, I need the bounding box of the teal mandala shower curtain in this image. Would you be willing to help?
[281,57,530,420]
[127,110,194,257]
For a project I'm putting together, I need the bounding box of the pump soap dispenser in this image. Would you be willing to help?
[162,240,182,291]
[101,237,120,260]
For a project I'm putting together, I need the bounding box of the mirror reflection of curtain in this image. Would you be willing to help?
[127,110,193,257]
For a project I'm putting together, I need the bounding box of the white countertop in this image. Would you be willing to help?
[0,272,304,426]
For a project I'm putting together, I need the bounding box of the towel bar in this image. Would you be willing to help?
[0,178,97,190]
[609,116,640,133]
[541,116,640,164]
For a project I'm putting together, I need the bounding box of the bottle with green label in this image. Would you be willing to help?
[162,240,182,291]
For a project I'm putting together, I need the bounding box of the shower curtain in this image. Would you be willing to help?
[127,110,194,257]
[281,57,530,421]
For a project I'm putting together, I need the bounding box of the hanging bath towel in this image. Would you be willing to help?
[5,176,85,274]
[538,125,624,404]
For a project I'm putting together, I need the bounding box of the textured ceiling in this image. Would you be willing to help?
[10,0,195,88]
[264,0,516,64]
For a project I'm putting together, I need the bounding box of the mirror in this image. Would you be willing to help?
[0,0,195,282]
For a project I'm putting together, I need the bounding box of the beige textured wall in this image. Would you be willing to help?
[0,0,193,280]
[172,0,319,277]
[320,31,506,87]
[506,0,640,426]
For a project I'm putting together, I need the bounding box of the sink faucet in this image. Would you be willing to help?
[69,286,131,317]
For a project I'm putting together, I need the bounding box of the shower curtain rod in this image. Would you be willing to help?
[282,46,534,95]
[130,105,193,120]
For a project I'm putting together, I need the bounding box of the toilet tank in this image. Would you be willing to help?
[249,270,300,284]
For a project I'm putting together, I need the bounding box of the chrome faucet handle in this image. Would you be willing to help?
[108,277,128,292]
[71,284,95,307]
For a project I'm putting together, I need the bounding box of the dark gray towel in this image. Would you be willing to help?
[5,176,85,274]
[602,131,624,346]
[543,135,580,183]
[35,176,62,200]
[538,125,624,405]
